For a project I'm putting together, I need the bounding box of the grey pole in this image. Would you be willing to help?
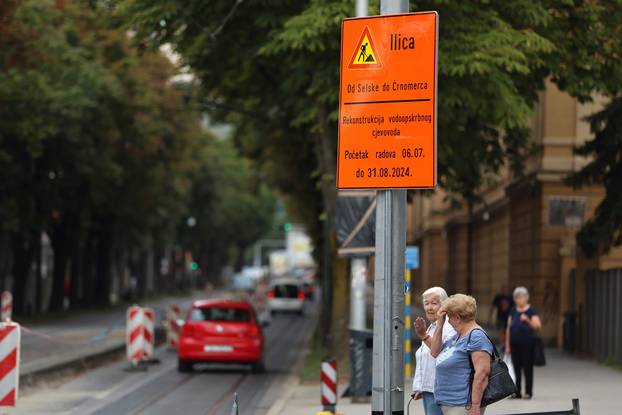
[371,1,408,413]
[372,190,406,414]
[356,0,368,18]
[350,257,367,330]
[348,0,369,337]
[380,0,408,15]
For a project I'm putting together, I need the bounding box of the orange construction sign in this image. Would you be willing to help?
[337,12,438,189]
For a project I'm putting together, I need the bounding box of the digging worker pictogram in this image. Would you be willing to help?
[358,42,368,62]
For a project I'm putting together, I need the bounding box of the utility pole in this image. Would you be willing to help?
[372,190,406,415]
[350,257,367,330]
[348,0,370,336]
[371,3,409,414]
[356,0,368,18]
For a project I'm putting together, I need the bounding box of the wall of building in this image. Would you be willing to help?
[412,228,447,297]
[445,221,468,295]
[471,204,510,320]
[404,82,622,347]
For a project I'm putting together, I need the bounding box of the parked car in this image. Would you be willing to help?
[268,277,305,315]
[177,299,265,372]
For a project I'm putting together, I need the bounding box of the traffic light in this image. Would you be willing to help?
[284,223,292,232]
[190,261,198,271]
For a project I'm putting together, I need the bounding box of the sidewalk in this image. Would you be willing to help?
[269,349,622,415]
[17,292,203,379]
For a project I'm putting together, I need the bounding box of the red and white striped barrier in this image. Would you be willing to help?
[321,359,337,411]
[1,292,12,322]
[166,304,180,350]
[0,323,20,407]
[143,307,155,359]
[127,306,146,363]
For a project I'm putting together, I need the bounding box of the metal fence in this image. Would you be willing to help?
[585,269,622,362]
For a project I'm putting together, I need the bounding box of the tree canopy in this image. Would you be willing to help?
[0,0,275,313]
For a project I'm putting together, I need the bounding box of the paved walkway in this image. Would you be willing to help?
[17,292,203,377]
[269,349,622,415]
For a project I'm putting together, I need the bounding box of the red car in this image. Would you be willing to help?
[178,299,265,372]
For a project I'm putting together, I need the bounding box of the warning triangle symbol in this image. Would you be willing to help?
[348,26,382,69]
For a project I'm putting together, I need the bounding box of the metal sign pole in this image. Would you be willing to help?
[371,3,409,414]
[348,0,369,336]
[372,190,406,414]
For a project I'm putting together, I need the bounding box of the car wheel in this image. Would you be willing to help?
[251,359,266,373]
[178,358,193,373]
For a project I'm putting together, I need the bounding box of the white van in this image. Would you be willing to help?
[267,277,305,316]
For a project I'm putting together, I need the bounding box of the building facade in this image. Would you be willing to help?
[406,81,622,347]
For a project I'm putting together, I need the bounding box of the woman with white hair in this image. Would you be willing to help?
[412,287,457,415]
[505,286,541,400]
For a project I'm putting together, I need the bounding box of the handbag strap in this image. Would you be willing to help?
[467,327,500,360]
[466,327,497,408]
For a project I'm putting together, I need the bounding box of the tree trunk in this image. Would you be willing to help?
[136,250,147,300]
[0,232,11,292]
[34,236,42,313]
[93,223,113,306]
[314,104,339,350]
[49,224,70,312]
[11,232,34,315]
[69,236,83,308]
[81,229,97,305]
[466,198,474,295]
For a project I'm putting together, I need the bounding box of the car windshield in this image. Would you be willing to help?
[190,307,250,322]
[273,284,299,298]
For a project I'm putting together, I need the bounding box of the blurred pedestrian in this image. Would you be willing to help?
[505,286,541,399]
[430,294,494,415]
[411,287,456,415]
[490,284,514,348]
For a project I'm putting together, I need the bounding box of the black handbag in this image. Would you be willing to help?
[468,328,518,407]
[533,336,546,366]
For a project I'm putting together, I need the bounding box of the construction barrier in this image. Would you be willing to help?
[127,305,147,364]
[143,307,155,359]
[1,292,12,322]
[166,304,180,350]
[0,322,20,407]
[321,359,337,413]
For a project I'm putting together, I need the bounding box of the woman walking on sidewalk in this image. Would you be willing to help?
[412,287,456,415]
[431,294,494,415]
[506,286,542,400]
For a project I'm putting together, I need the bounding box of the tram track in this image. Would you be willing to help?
[127,311,304,415]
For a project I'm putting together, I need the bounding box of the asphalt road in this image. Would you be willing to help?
[15,304,317,415]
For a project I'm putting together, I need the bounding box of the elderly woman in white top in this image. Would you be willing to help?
[412,287,457,415]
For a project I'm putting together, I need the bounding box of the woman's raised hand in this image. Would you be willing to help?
[437,309,447,326]
[414,317,428,339]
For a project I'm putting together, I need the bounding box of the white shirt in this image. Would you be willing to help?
[412,319,457,393]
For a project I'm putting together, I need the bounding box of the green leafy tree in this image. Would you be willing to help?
[567,99,622,257]
[555,1,622,257]
[0,0,111,312]
[0,0,204,311]
[184,135,276,281]
[116,0,564,343]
